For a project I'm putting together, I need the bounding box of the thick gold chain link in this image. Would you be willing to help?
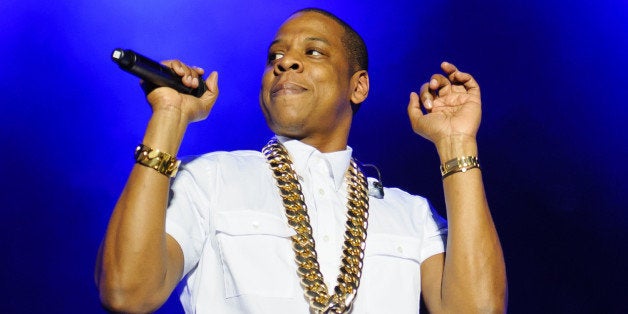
[262,137,370,314]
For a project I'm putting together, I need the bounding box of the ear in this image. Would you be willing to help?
[350,70,369,105]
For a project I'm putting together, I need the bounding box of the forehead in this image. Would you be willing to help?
[272,12,345,46]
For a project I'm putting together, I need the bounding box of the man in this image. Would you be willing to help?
[96,8,507,313]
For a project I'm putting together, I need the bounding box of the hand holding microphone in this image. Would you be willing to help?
[112,48,209,97]
[112,48,219,123]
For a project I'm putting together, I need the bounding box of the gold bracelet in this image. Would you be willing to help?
[134,144,181,178]
[440,156,480,179]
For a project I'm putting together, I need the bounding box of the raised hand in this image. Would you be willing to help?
[143,60,219,125]
[413,63,507,313]
[407,62,481,154]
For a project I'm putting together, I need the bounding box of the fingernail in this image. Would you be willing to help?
[192,77,199,86]
[430,79,437,86]
[425,99,432,109]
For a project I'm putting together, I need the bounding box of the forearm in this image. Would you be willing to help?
[437,138,507,312]
[97,110,187,311]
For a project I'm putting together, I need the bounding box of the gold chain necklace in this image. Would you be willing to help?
[262,137,370,314]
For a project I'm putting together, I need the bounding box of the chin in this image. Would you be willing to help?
[262,109,304,132]
[261,101,309,137]
[270,125,306,140]
[265,118,306,138]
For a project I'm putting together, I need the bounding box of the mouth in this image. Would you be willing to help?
[271,81,307,97]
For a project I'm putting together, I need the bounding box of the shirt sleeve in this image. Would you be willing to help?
[419,202,448,263]
[165,157,212,277]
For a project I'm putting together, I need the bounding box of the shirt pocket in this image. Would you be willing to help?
[214,210,298,299]
[357,234,423,314]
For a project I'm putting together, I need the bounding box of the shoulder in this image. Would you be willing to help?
[169,150,269,192]
[372,183,431,215]
[179,149,266,173]
[367,182,443,237]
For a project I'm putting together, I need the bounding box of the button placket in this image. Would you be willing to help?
[308,155,343,289]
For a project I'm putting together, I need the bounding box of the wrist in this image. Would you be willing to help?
[134,144,181,178]
[142,110,189,156]
[440,156,480,179]
[435,134,478,163]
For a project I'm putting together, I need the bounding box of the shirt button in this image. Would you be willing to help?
[318,188,325,195]
[252,221,260,229]
[323,235,330,242]
[397,246,404,254]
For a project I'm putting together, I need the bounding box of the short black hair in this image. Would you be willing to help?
[294,8,368,74]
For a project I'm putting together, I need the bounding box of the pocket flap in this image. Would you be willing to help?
[215,210,295,237]
[365,233,422,262]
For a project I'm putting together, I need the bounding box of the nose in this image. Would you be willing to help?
[274,52,302,74]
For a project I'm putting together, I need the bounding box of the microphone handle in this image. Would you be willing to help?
[112,48,207,98]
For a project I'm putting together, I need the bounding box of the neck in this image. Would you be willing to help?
[298,136,347,153]
[277,126,351,153]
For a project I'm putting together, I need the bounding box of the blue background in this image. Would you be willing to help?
[1,0,627,313]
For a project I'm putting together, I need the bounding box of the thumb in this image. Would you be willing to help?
[198,71,219,105]
[206,71,219,96]
[407,92,424,123]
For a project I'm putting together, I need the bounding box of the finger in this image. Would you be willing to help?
[193,66,206,88]
[170,60,197,87]
[193,66,205,76]
[190,66,205,87]
[429,73,450,90]
[163,60,190,77]
[441,61,480,95]
[407,91,424,122]
[418,82,434,110]
[440,61,458,76]
[163,60,199,88]
[429,73,453,98]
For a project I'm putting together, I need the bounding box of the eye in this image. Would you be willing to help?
[306,49,323,56]
[268,52,284,62]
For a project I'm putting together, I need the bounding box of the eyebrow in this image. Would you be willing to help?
[268,36,331,50]
[305,37,330,45]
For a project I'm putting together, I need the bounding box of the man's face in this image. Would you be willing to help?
[260,12,355,149]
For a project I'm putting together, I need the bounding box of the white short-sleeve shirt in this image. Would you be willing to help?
[165,138,447,313]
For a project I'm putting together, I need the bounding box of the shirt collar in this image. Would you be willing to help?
[276,136,352,191]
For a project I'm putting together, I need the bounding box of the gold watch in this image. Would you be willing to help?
[440,156,480,179]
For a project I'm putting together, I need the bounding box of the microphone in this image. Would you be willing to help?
[111,48,207,98]
[361,163,385,199]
